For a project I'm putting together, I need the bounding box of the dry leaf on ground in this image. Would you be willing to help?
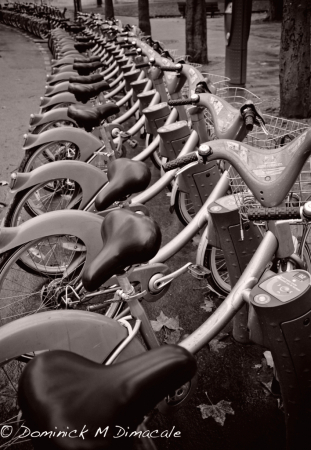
[263,350,274,368]
[200,299,215,312]
[164,329,182,344]
[209,334,230,352]
[150,311,182,332]
[197,397,234,426]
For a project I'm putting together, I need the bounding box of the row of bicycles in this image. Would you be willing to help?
[1,5,311,450]
[0,2,66,39]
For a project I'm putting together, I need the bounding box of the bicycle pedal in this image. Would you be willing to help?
[188,264,211,280]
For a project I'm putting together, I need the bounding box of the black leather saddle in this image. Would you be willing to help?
[73,61,106,76]
[68,73,104,84]
[82,208,161,292]
[75,36,91,43]
[74,41,95,52]
[74,55,101,63]
[95,158,151,211]
[18,346,196,450]
[68,80,110,103]
[67,103,119,130]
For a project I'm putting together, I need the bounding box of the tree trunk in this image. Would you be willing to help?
[267,0,283,21]
[185,0,208,64]
[279,0,311,118]
[105,0,114,19]
[138,0,151,36]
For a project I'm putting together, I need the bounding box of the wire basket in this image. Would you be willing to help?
[202,73,230,90]
[216,86,262,107]
[229,116,310,221]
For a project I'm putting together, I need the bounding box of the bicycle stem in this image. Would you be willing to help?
[179,231,278,354]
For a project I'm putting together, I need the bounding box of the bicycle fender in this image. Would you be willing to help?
[23,128,102,163]
[11,161,107,210]
[0,310,129,364]
[39,92,77,110]
[47,71,78,85]
[51,57,75,67]
[0,210,105,262]
[29,107,77,128]
[45,81,70,97]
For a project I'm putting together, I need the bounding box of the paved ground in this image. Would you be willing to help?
[0,13,309,450]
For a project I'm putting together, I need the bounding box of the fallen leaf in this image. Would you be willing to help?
[191,235,201,246]
[197,397,234,426]
[253,364,262,369]
[166,192,171,197]
[164,329,181,344]
[209,334,230,353]
[150,311,182,332]
[263,350,274,368]
[200,299,215,312]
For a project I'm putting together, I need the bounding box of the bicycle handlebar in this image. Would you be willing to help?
[247,207,301,221]
[162,152,198,172]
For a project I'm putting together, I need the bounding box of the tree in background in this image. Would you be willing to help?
[279,0,310,118]
[185,0,208,63]
[138,0,151,36]
[105,0,114,19]
[266,0,283,21]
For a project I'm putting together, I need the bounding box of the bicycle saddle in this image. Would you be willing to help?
[75,36,92,43]
[95,158,151,211]
[74,55,101,63]
[73,61,106,76]
[74,41,95,52]
[19,346,196,450]
[67,103,119,130]
[82,209,161,291]
[68,79,110,103]
[68,73,104,84]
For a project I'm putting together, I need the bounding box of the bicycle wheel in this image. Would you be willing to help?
[147,134,161,170]
[4,180,82,226]
[174,190,195,226]
[0,236,119,327]
[200,224,311,298]
[18,141,80,173]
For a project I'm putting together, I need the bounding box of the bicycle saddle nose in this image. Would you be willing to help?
[82,209,161,292]
[19,346,196,450]
[95,158,151,211]
[73,61,105,76]
[67,102,119,130]
[68,73,104,84]
[68,79,110,104]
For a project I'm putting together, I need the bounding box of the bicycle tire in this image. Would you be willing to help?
[174,190,195,226]
[4,180,82,227]
[18,141,81,173]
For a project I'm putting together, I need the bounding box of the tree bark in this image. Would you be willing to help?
[105,0,114,19]
[138,0,151,36]
[185,0,208,64]
[267,0,283,21]
[279,0,311,118]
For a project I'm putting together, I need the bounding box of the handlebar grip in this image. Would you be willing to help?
[162,152,198,172]
[135,62,150,69]
[156,65,181,72]
[168,98,197,106]
[247,207,301,221]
